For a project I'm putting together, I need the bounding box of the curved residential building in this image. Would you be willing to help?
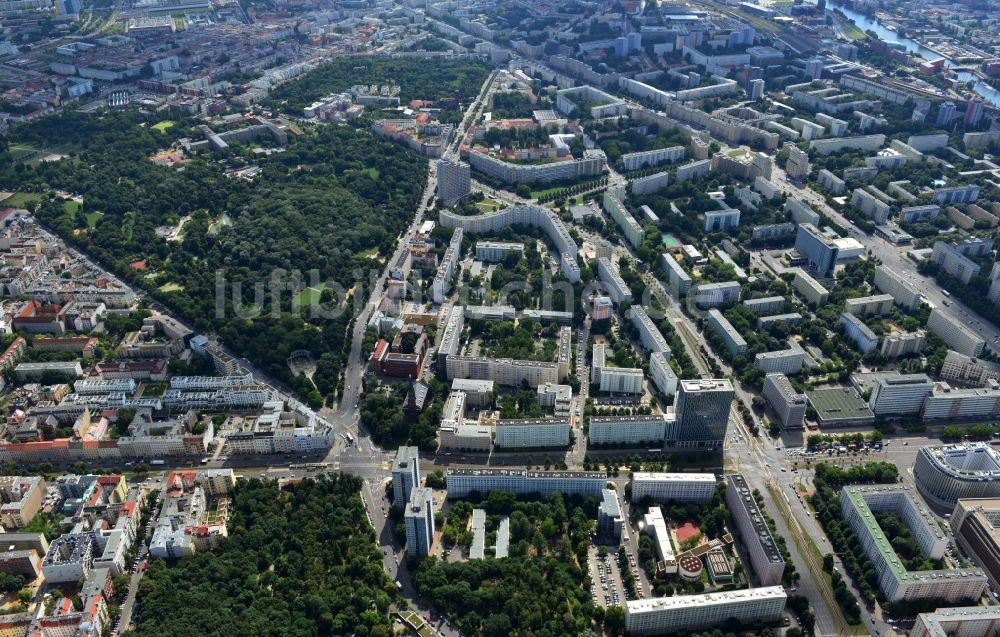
[915,443,1000,511]
[439,205,580,282]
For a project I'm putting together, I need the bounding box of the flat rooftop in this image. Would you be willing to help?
[806,386,875,423]
[632,472,716,483]
[626,586,786,614]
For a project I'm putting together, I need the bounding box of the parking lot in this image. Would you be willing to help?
[586,545,638,608]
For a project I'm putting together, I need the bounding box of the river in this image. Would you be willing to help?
[828,1,1000,107]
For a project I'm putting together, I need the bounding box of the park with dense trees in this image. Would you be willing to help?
[125,475,396,637]
[0,109,428,407]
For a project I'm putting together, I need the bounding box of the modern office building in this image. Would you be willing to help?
[392,446,421,506]
[625,587,787,636]
[706,309,748,357]
[437,158,471,206]
[794,223,840,276]
[693,281,741,309]
[445,468,606,499]
[841,485,986,603]
[927,309,986,357]
[840,312,879,353]
[631,472,716,503]
[494,418,570,449]
[649,351,678,397]
[951,498,1000,591]
[911,606,1000,637]
[674,379,734,448]
[915,444,1000,512]
[867,372,935,416]
[404,487,435,557]
[588,415,668,447]
[763,373,807,430]
[726,474,786,586]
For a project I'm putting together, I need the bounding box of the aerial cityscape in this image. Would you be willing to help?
[0,0,999,634]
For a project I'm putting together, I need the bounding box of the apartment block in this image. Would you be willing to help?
[627,306,670,356]
[597,257,633,304]
[625,587,786,636]
[817,168,846,194]
[693,281,741,309]
[649,351,678,397]
[475,241,524,263]
[840,312,879,353]
[468,149,606,186]
[588,415,668,447]
[495,418,570,449]
[599,366,644,394]
[841,485,986,603]
[438,205,580,283]
[881,331,926,358]
[791,268,829,306]
[707,309,747,357]
[392,446,421,506]
[753,346,804,375]
[763,373,807,429]
[604,190,645,249]
[432,227,463,304]
[0,476,45,530]
[927,308,986,357]
[446,356,561,388]
[940,350,1000,386]
[631,472,716,503]
[659,253,692,296]
[911,606,1000,637]
[726,475,786,586]
[932,241,982,284]
[922,382,1000,421]
[621,146,685,171]
[445,469,606,499]
[851,188,891,223]
[844,294,894,317]
[873,265,921,310]
[404,487,434,557]
[437,158,471,207]
[742,296,785,315]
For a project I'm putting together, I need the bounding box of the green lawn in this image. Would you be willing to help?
[85,211,104,228]
[1,192,41,209]
[152,120,176,132]
[296,284,327,305]
[8,144,38,160]
[841,21,867,41]
[63,200,81,217]
[364,167,379,179]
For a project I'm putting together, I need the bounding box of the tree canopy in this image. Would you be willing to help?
[125,475,395,637]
